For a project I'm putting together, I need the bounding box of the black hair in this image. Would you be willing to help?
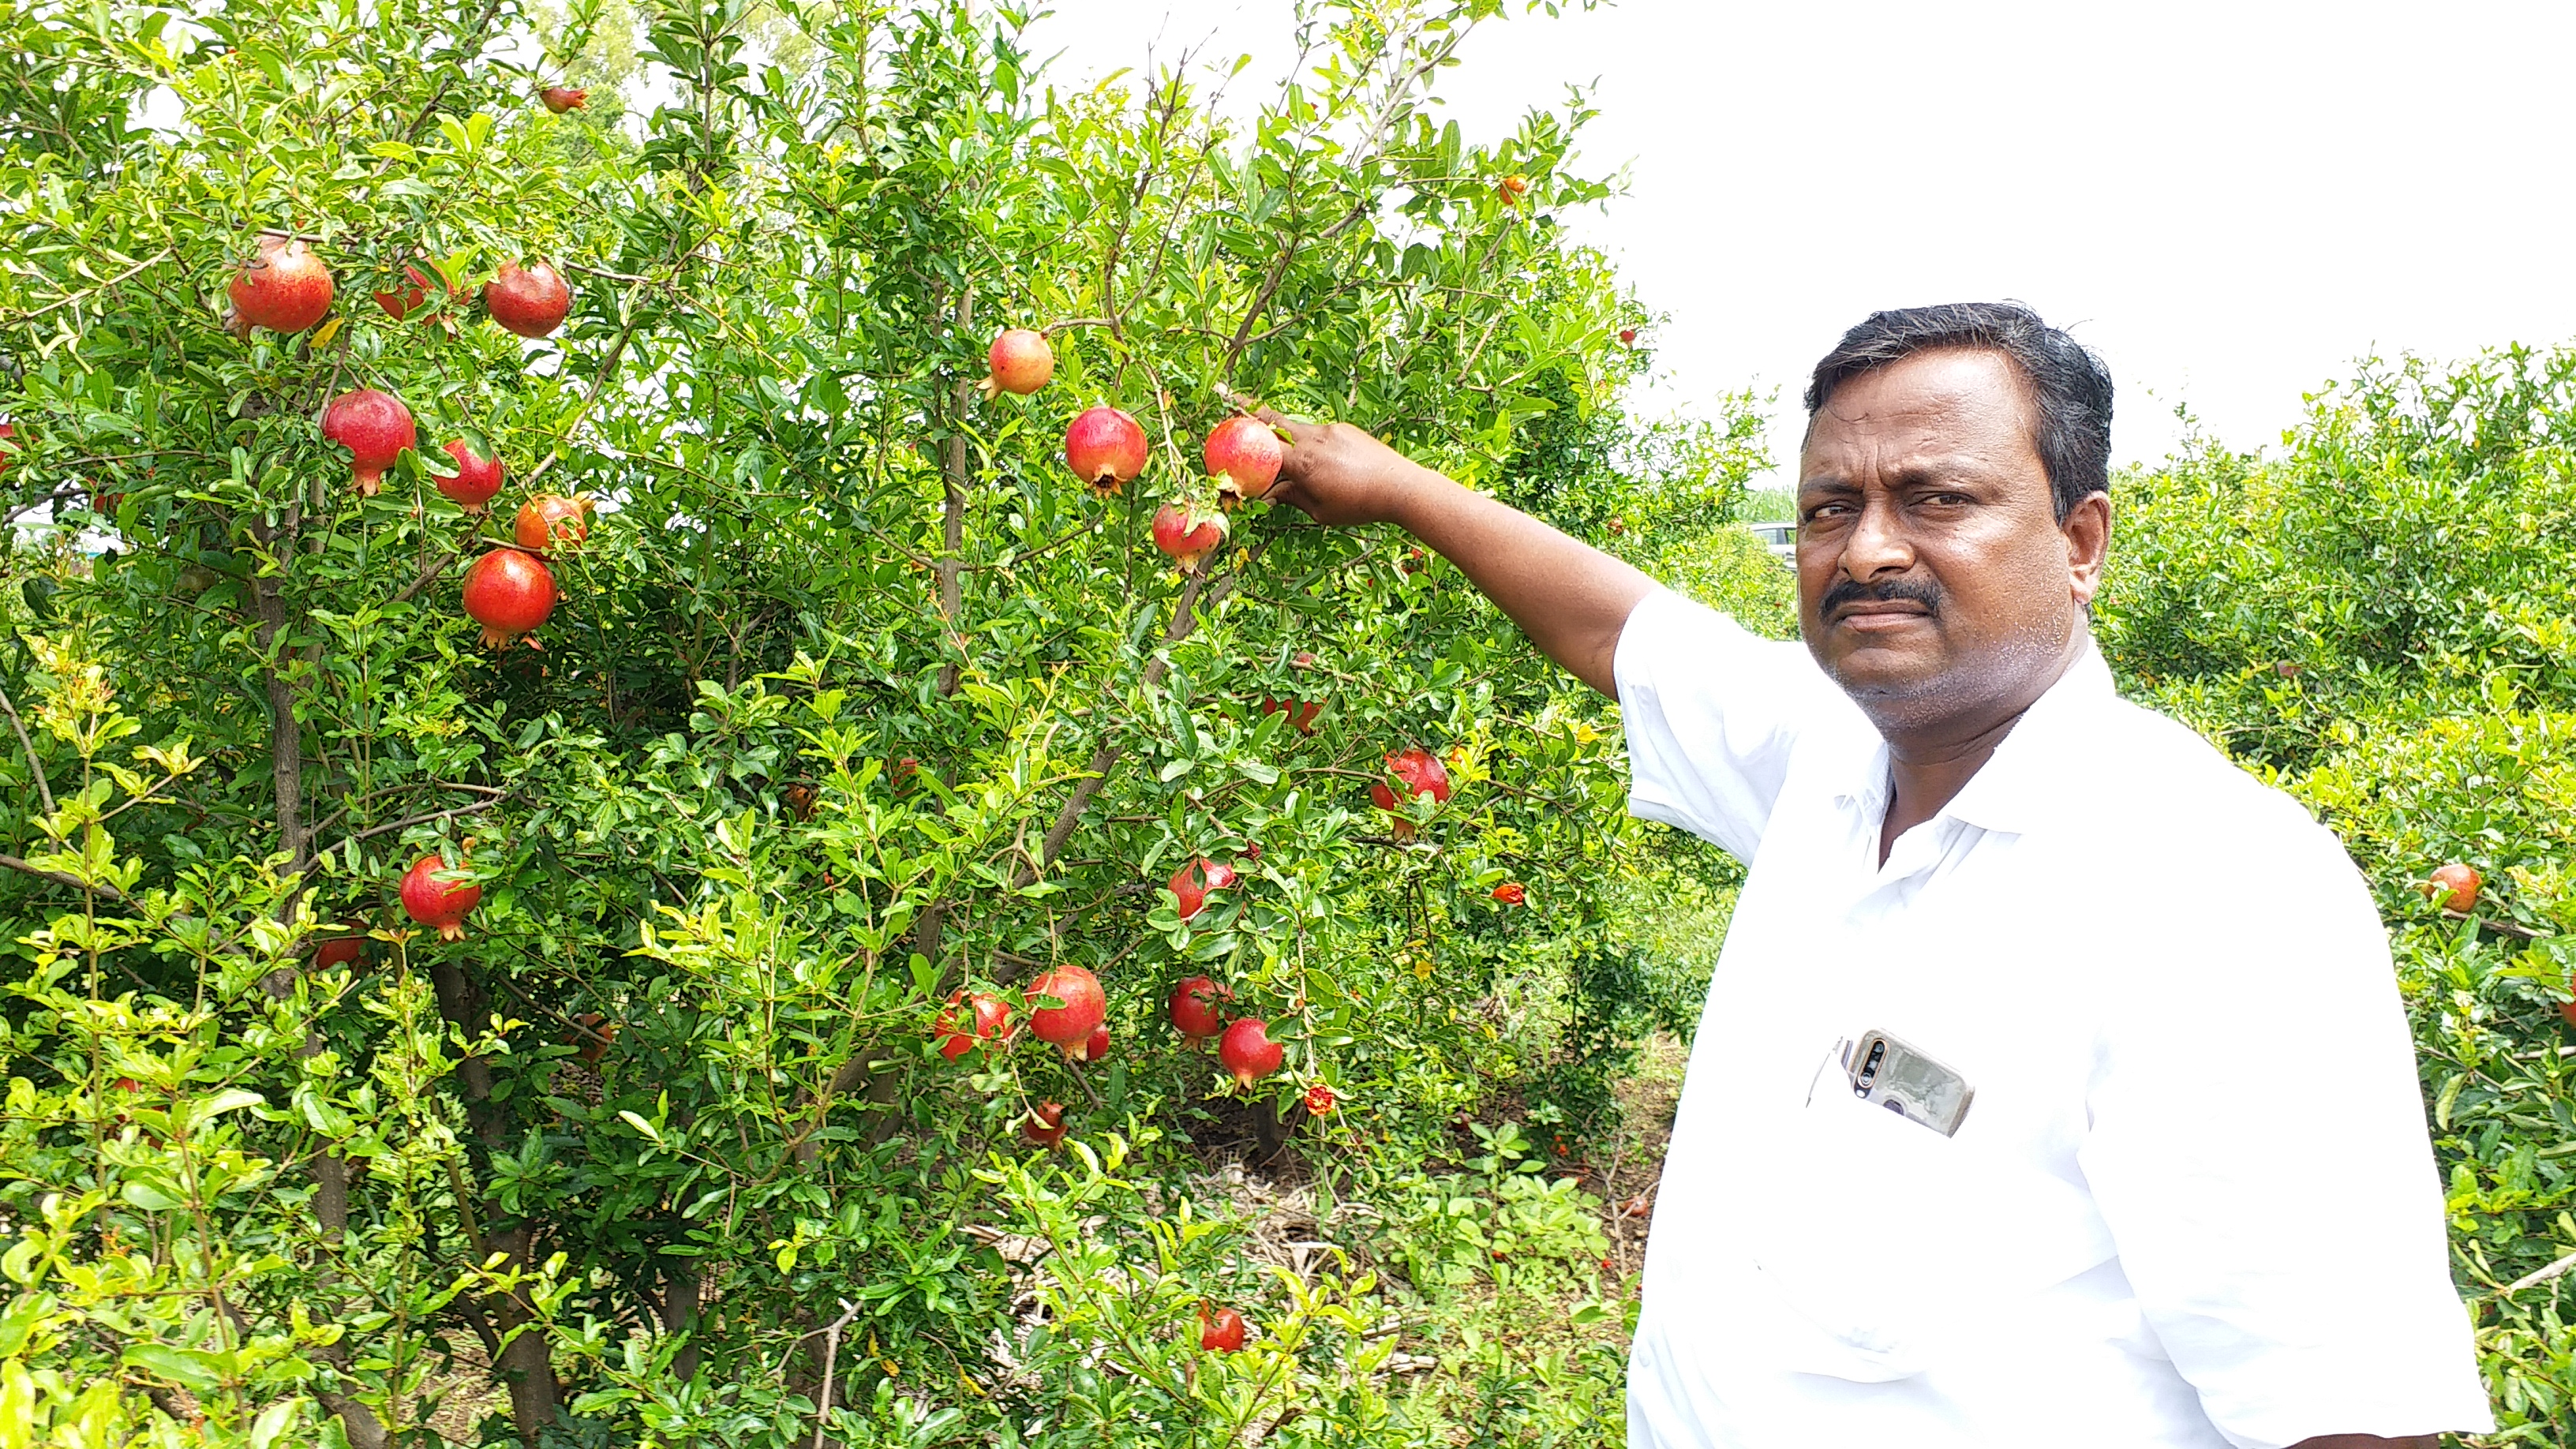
[1803,301,2114,521]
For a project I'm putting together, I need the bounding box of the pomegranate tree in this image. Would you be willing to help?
[1024,964,1106,1054]
[436,439,504,512]
[513,493,594,552]
[485,260,571,339]
[539,86,588,113]
[399,854,481,941]
[1198,1305,1246,1353]
[933,990,1014,1061]
[1065,405,1148,494]
[979,328,1054,399]
[1151,502,1226,574]
[1166,975,1231,1039]
[1218,1017,1283,1087]
[321,388,417,496]
[1203,415,1283,505]
[1168,857,1238,922]
[228,233,334,334]
[460,548,557,650]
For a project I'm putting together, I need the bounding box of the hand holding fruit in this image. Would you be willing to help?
[1259,410,1441,528]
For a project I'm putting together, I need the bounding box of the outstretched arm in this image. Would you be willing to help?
[1262,414,1656,698]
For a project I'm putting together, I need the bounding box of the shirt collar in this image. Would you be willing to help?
[1832,637,2117,839]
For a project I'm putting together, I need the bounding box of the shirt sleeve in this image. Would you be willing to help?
[2077,799,2493,1448]
[1611,589,1833,864]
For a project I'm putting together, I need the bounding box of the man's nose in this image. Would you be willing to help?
[1840,495,1913,578]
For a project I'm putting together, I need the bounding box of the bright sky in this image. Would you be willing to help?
[1026,0,2576,485]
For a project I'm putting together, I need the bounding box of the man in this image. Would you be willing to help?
[1265,302,2492,1448]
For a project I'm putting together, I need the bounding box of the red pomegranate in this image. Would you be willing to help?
[934,990,1014,1061]
[1492,882,1527,906]
[513,493,594,552]
[979,328,1054,399]
[1025,965,1106,1053]
[1260,697,1321,733]
[1497,174,1530,204]
[437,440,504,512]
[1303,1083,1337,1116]
[0,421,13,477]
[1167,975,1231,1039]
[1204,416,1283,505]
[322,388,417,496]
[1219,1018,1283,1088]
[2423,863,2481,914]
[460,548,557,650]
[1151,503,1226,575]
[1199,1305,1246,1353]
[1619,328,1638,345]
[228,234,334,334]
[1065,405,1148,494]
[373,261,456,323]
[1371,746,1452,812]
[1075,1021,1111,1063]
[540,86,588,113]
[485,260,571,339]
[1170,858,1239,923]
[313,923,367,969]
[1020,1100,1068,1149]
[399,854,481,941]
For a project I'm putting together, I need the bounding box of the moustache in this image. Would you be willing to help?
[1818,575,1941,620]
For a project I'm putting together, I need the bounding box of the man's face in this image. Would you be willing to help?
[1795,348,2109,739]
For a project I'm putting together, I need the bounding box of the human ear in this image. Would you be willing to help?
[2062,492,2111,608]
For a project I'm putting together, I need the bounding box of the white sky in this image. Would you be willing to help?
[1026,0,2576,485]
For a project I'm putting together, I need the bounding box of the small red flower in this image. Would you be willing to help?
[1492,882,1527,906]
[1303,1083,1338,1116]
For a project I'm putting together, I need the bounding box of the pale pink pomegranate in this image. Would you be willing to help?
[979,328,1054,399]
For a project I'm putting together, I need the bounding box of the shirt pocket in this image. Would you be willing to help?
[1744,1054,2117,1381]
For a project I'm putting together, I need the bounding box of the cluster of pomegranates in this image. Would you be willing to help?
[930,964,1114,1148]
[227,232,571,344]
[981,327,1286,578]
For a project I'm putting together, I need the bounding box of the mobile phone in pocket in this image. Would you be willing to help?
[1842,1029,1975,1137]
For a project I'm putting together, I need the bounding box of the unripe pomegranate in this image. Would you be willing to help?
[1219,1017,1283,1088]
[1065,405,1148,495]
[1076,1022,1110,1064]
[322,388,417,496]
[1303,1083,1337,1116]
[934,990,1014,1061]
[460,547,557,650]
[1492,882,1526,906]
[1151,503,1226,574]
[513,493,595,552]
[1199,1305,1246,1353]
[540,86,588,113]
[1497,174,1530,204]
[2422,863,2481,914]
[485,260,571,339]
[1260,697,1321,733]
[1020,1100,1068,1148]
[1168,975,1232,1039]
[437,439,504,512]
[399,854,481,941]
[1169,858,1240,923]
[1026,965,1107,1052]
[228,234,334,334]
[1371,746,1452,811]
[979,328,1054,399]
[1204,416,1283,505]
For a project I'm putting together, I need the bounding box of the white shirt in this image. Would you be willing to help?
[1615,590,2492,1449]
